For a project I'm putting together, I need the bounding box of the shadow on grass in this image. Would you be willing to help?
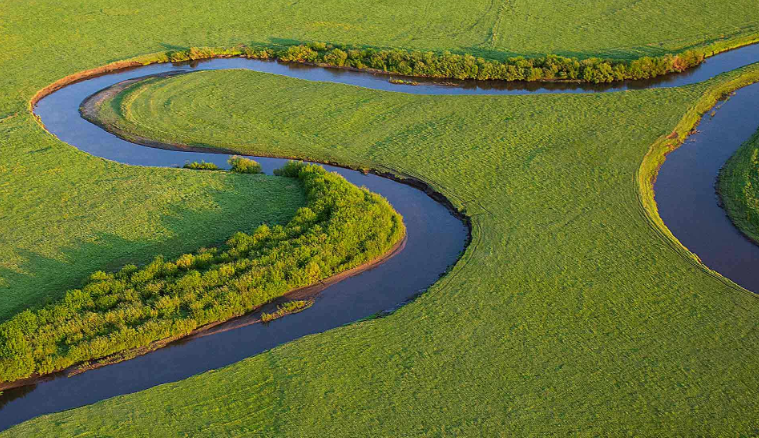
[0,173,303,323]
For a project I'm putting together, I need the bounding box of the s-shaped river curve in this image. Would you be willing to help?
[1,43,759,430]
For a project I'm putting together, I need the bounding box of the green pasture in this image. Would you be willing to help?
[2,0,759,434]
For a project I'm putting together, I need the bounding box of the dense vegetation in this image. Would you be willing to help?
[159,41,731,84]
[183,161,219,171]
[0,162,404,383]
[271,42,707,83]
[2,0,759,434]
[719,130,759,243]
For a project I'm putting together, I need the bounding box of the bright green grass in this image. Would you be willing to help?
[0,162,403,383]
[719,130,759,243]
[10,67,759,436]
[1,0,759,434]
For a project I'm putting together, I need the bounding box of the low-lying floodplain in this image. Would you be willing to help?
[2,0,759,435]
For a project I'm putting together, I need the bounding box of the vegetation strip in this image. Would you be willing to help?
[0,161,405,385]
[26,40,759,116]
[260,300,314,323]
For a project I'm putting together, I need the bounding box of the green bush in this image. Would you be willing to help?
[229,156,262,174]
[183,161,219,170]
[0,163,404,383]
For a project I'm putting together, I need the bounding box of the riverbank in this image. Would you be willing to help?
[638,62,759,276]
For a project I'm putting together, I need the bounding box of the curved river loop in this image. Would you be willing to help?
[1,42,758,430]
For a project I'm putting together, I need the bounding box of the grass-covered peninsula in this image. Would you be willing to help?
[719,130,759,243]
[0,161,404,384]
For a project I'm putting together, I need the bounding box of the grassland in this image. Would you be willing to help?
[2,0,759,434]
[719,130,759,243]
[7,64,759,435]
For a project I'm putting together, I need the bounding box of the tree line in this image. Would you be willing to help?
[173,42,708,84]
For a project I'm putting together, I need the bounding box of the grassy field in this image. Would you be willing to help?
[2,0,759,434]
[9,0,751,321]
[719,130,759,243]
[7,65,759,435]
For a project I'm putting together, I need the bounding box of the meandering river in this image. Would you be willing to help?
[1,43,758,430]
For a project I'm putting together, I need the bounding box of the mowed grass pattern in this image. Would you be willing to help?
[1,0,759,434]
[8,68,759,435]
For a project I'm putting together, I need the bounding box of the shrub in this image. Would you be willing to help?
[183,161,219,170]
[228,156,262,174]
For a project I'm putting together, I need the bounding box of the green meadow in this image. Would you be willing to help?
[2,0,759,435]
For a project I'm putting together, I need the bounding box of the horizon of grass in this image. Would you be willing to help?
[8,65,759,435]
